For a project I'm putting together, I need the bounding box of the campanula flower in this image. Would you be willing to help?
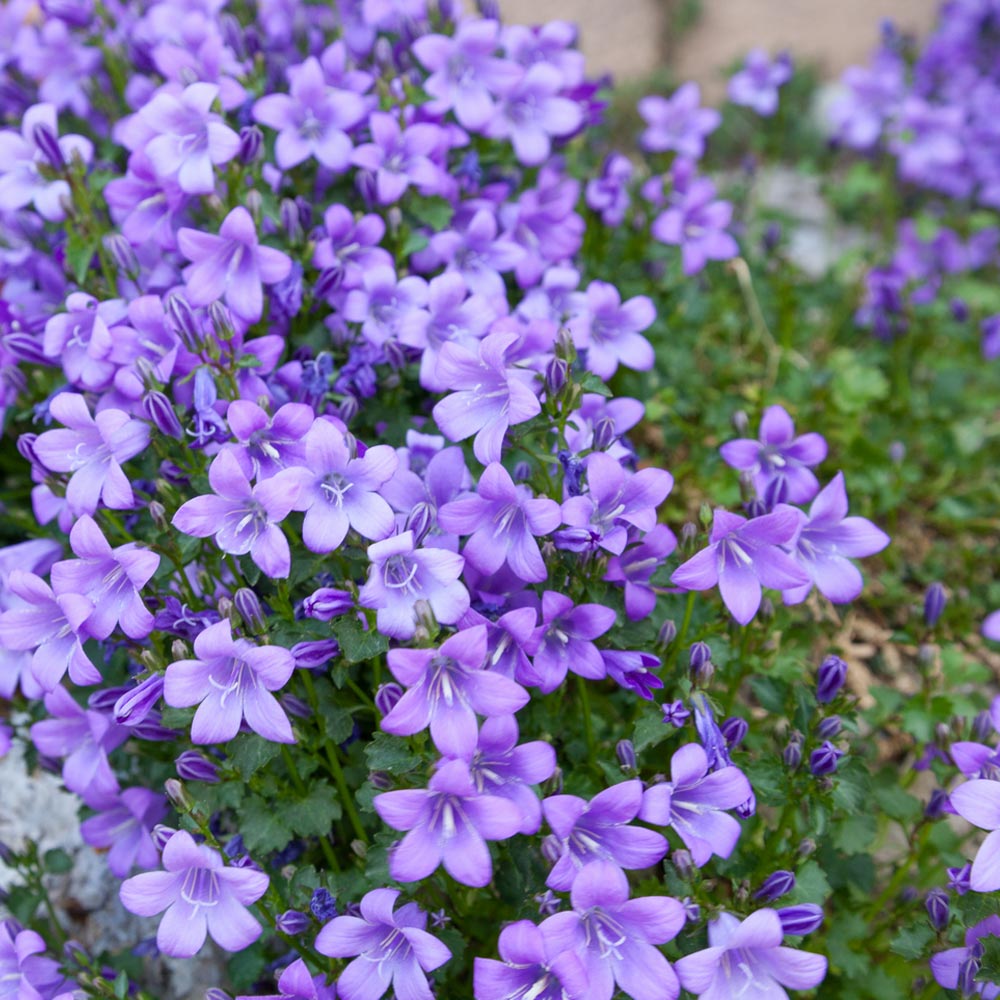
[351,111,446,204]
[80,787,167,877]
[638,82,720,159]
[604,524,677,620]
[651,176,739,276]
[950,780,1000,891]
[567,280,656,379]
[728,50,793,116]
[0,923,67,1000]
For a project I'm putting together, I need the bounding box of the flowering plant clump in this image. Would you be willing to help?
[0,1,998,999]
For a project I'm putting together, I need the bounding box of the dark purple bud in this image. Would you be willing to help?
[950,298,969,322]
[657,619,677,646]
[223,834,245,858]
[291,639,339,669]
[142,391,183,438]
[280,198,303,244]
[513,461,532,482]
[301,587,353,621]
[4,332,48,365]
[113,675,164,726]
[151,825,176,852]
[175,750,219,783]
[239,125,263,164]
[0,842,16,866]
[947,863,972,895]
[776,903,824,936]
[294,196,313,232]
[672,849,694,879]
[310,888,337,922]
[166,294,202,352]
[736,792,756,818]
[276,909,312,935]
[973,710,994,742]
[375,683,404,717]
[544,356,568,397]
[661,699,690,727]
[104,233,139,277]
[744,497,770,519]
[208,301,235,341]
[314,266,345,300]
[754,870,796,901]
[924,583,946,628]
[233,588,266,633]
[958,953,980,996]
[280,694,312,719]
[88,686,127,713]
[783,737,802,770]
[16,433,39,465]
[721,716,748,748]
[689,642,713,686]
[477,0,500,19]
[405,501,434,546]
[809,741,845,776]
[32,122,65,171]
[925,887,949,931]
[369,771,393,790]
[615,739,637,771]
[592,417,616,452]
[925,788,950,820]
[816,715,842,740]
[816,655,847,703]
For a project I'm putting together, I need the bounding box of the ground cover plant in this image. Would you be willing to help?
[0,0,998,997]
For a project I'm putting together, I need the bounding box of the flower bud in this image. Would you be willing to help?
[544,356,568,397]
[540,836,561,865]
[783,737,802,770]
[166,293,203,353]
[164,778,192,812]
[276,909,312,935]
[776,903,824,936]
[680,522,698,554]
[736,791,756,819]
[291,639,339,669]
[542,767,563,797]
[738,470,757,503]
[972,710,994,742]
[301,587,353,622]
[925,887,949,931]
[513,461,532,482]
[889,440,906,464]
[797,838,817,858]
[555,326,576,362]
[816,655,847,704]
[375,683,404,717]
[958,953,980,996]
[114,675,164,727]
[732,409,749,434]
[924,582,946,628]
[950,297,969,322]
[339,394,359,424]
[615,739,636,771]
[233,588,266,633]
[16,433,38,465]
[809,741,845,776]
[280,694,311,719]
[175,750,219,784]
[816,715,842,740]
[310,888,338,922]
[206,989,232,1000]
[239,125,263,164]
[671,849,694,880]
[314,265,344,300]
[925,787,950,820]
[142,390,183,438]
[698,503,713,529]
[244,188,263,223]
[369,771,393,790]
[32,121,65,171]
[105,233,140,277]
[754,870,796,901]
[657,619,677,647]
[4,333,48,366]
[208,300,235,341]
[721,716,748,748]
[151,825,176,853]
[405,502,434,547]
[592,417,616,452]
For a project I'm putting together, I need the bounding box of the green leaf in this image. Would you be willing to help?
[227,941,267,993]
[65,229,98,285]
[825,910,870,978]
[113,971,129,1000]
[579,372,612,397]
[750,676,786,714]
[43,847,73,874]
[364,731,422,776]
[889,922,934,961]
[877,785,922,823]
[290,781,342,839]
[789,860,832,904]
[229,733,281,780]
[241,794,295,854]
[743,757,788,807]
[831,813,877,853]
[336,615,388,664]
[831,759,871,812]
[633,712,670,754]
[408,196,453,231]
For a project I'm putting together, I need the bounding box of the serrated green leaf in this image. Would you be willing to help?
[789,859,832,904]
[633,711,670,754]
[579,372,612,397]
[336,615,388,664]
[43,847,73,874]
[364,731,422,776]
[290,781,342,839]
[229,733,281,779]
[832,813,877,853]
[65,229,98,285]
[889,922,934,961]
[241,795,295,854]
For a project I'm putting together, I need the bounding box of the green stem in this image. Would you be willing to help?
[281,745,341,873]
[576,675,596,766]
[675,591,697,655]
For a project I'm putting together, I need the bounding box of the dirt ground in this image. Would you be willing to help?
[498,0,940,91]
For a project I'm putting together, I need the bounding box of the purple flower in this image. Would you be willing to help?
[381,625,529,757]
[315,888,451,1000]
[312,204,392,292]
[475,919,589,1000]
[42,293,129,393]
[342,263,429,346]
[236,957,337,1000]
[671,506,809,625]
[541,860,685,1000]
[0,570,96,689]
[542,779,668,891]
[134,82,240,194]
[412,19,523,130]
[224,400,314,480]
[809,741,845,776]
[351,112,445,204]
[359,530,469,639]
[585,152,633,227]
[719,405,828,505]
[486,63,583,166]
[163,619,296,744]
[639,743,752,867]
[638,83,721,159]
[781,473,890,605]
[30,685,128,806]
[931,916,1000,998]
[50,514,159,641]
[374,757,523,886]
[676,909,826,999]
[428,208,525,300]
[602,649,663,700]
[522,591,616,694]
[604,524,677,621]
[253,56,366,171]
[0,923,67,1000]
[31,392,150,516]
[432,331,541,465]
[950,780,1000,891]
[439,462,561,583]
[119,830,268,958]
[172,450,302,579]
[80,787,167,877]
[651,176,739,276]
[567,280,655,379]
[178,207,293,324]
[728,50,793,116]
[662,699,690,727]
[291,419,397,553]
[449,714,556,835]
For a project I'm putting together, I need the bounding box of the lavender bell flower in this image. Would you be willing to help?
[675,909,827,999]
[438,462,561,583]
[30,392,150,516]
[541,860,686,1000]
[380,625,529,757]
[351,112,446,204]
[224,400,314,480]
[542,779,668,891]
[0,922,67,999]
[315,888,451,1000]
[638,82,721,159]
[781,472,890,605]
[567,280,656,379]
[178,207,293,324]
[358,530,469,640]
[80,787,167,877]
[163,619,296,744]
[930,916,1000,997]
[728,50,793,116]
[473,919,589,1000]
[119,830,268,958]
[172,450,303,579]
[604,524,677,621]
[639,743,752,867]
[719,405,827,505]
[43,292,129,393]
[949,780,1000,891]
[374,757,523,886]
[252,56,366,171]
[651,175,739,276]
[671,506,808,625]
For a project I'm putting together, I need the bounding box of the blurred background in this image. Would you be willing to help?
[498,0,937,93]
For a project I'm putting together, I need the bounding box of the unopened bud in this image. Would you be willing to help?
[375,683,404,717]
[776,903,824,935]
[809,741,845,776]
[615,739,636,771]
[545,356,568,397]
[592,417,616,452]
[924,583,946,628]
[239,125,263,164]
[721,716,748,748]
[166,293,202,352]
[32,122,65,171]
[783,736,802,770]
[142,391,183,438]
[925,887,949,931]
[105,233,140,277]
[754,870,796,901]
[208,300,235,341]
[816,655,847,704]
[291,639,339,670]
[281,199,303,244]
[175,751,219,784]
[164,778,192,812]
[276,909,311,935]
[233,588,266,633]
[657,620,677,647]
[151,825,177,852]
[671,849,694,880]
[732,409,749,435]
[680,522,698,554]
[405,502,434,547]
[114,674,164,726]
[816,715,842,739]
